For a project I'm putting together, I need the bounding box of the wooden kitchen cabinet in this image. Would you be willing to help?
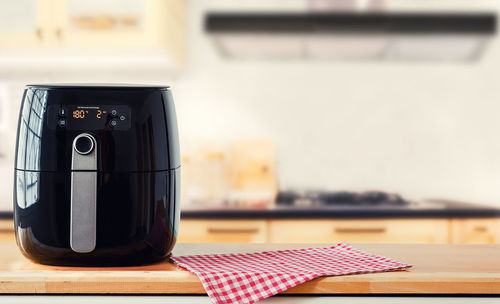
[269,219,449,244]
[53,0,185,62]
[178,220,268,243]
[0,0,186,66]
[450,219,500,244]
[1,218,499,244]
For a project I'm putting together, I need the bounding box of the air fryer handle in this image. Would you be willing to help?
[70,133,97,253]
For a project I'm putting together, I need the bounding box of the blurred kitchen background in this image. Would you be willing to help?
[1,0,500,244]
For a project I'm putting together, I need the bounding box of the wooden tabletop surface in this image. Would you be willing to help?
[0,241,499,295]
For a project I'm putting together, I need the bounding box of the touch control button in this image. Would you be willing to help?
[110,119,117,127]
[58,107,66,116]
[74,135,94,155]
[111,109,118,116]
[58,119,67,127]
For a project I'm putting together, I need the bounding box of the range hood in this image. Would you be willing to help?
[205,12,497,61]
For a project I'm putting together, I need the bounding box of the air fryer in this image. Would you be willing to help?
[14,84,180,266]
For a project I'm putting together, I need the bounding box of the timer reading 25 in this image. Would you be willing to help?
[72,109,106,119]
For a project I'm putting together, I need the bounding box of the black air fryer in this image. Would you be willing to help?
[14,84,180,266]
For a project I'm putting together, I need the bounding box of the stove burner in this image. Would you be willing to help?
[276,190,410,207]
[275,191,298,206]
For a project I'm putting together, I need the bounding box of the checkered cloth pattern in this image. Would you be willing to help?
[170,242,411,304]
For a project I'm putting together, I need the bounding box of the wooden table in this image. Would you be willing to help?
[0,241,499,303]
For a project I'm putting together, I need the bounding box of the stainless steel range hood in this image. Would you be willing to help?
[205,13,497,61]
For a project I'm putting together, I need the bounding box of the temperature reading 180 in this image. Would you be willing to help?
[72,109,88,119]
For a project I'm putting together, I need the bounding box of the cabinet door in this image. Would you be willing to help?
[50,0,185,64]
[269,219,448,244]
[178,220,268,243]
[0,0,47,47]
[52,0,151,47]
[451,219,500,244]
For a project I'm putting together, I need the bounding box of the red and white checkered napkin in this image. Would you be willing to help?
[170,242,411,304]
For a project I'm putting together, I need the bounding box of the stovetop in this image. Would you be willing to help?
[276,190,419,208]
[177,190,500,219]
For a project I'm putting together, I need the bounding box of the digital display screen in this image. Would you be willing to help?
[72,108,107,120]
[48,105,131,130]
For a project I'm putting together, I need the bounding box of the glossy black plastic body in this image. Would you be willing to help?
[14,84,180,266]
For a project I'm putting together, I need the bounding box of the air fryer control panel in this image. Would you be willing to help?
[47,105,131,130]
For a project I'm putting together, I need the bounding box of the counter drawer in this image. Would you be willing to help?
[269,219,448,244]
[178,220,268,243]
[451,219,500,244]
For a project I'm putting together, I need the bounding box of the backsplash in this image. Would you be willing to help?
[172,0,500,207]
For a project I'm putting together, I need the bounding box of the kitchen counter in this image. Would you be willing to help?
[181,201,500,219]
[2,200,499,220]
[0,241,499,296]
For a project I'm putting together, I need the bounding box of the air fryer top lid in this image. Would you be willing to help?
[16,84,180,172]
[27,83,170,90]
